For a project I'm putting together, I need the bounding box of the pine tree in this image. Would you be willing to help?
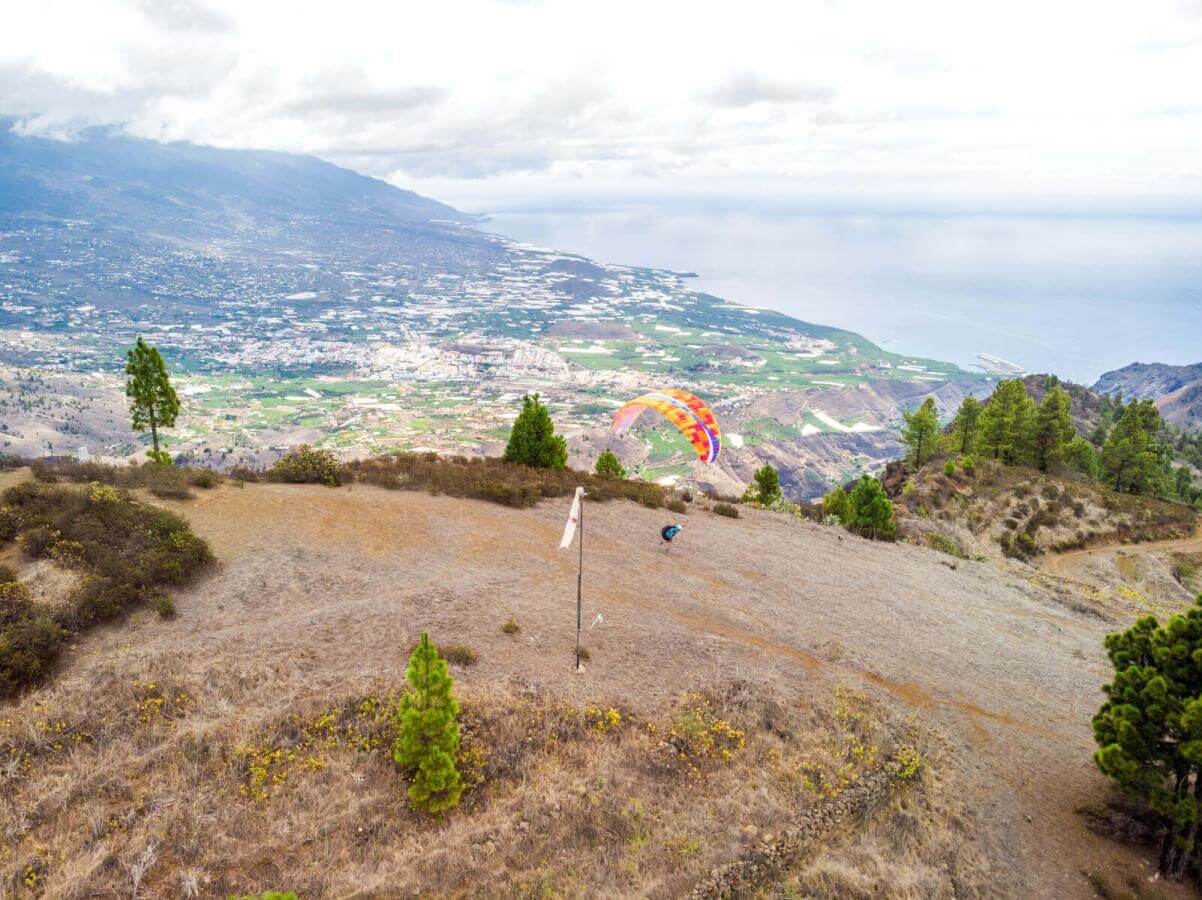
[846,475,895,539]
[393,633,463,813]
[503,394,568,469]
[821,486,851,523]
[1031,385,1074,472]
[594,449,625,479]
[1101,400,1162,495]
[1176,466,1196,503]
[949,395,983,456]
[125,337,180,463]
[900,397,941,467]
[1064,437,1099,480]
[751,463,782,505]
[977,378,1034,465]
[1093,597,1202,879]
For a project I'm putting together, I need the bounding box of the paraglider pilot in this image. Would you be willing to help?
[661,522,682,551]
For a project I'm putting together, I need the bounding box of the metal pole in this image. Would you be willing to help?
[576,491,584,670]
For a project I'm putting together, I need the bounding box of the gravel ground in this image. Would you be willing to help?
[56,481,1192,897]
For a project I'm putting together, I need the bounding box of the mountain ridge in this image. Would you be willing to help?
[1094,361,1202,431]
[0,122,467,236]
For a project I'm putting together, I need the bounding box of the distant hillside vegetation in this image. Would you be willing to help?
[886,457,1197,562]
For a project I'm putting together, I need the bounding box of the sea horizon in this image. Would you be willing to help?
[480,203,1202,385]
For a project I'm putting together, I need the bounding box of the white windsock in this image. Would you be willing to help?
[560,486,584,549]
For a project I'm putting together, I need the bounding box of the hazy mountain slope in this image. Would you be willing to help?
[0,123,466,237]
[1095,361,1202,430]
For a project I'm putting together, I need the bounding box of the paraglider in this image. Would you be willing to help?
[611,389,722,463]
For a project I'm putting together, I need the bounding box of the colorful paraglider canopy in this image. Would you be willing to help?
[611,389,722,463]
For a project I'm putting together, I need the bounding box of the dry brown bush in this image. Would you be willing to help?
[0,481,211,696]
[342,452,669,510]
[28,457,227,500]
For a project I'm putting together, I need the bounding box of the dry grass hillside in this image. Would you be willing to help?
[892,458,1197,563]
[0,469,1196,898]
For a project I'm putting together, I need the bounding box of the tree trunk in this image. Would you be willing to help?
[1187,772,1202,879]
[148,407,159,455]
[1159,770,1193,880]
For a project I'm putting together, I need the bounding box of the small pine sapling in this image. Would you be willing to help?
[393,633,463,813]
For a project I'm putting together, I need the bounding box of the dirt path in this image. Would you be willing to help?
[1039,525,1202,579]
[55,482,1187,897]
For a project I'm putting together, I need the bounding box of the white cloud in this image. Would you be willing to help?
[2,0,1202,206]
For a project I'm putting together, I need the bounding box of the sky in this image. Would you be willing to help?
[3,0,1202,211]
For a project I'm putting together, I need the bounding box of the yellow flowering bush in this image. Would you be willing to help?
[651,694,745,778]
[132,681,191,727]
[895,745,923,779]
[585,705,622,734]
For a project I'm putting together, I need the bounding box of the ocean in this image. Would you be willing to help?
[484,205,1202,385]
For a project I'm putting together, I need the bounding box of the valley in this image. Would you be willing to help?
[0,128,988,499]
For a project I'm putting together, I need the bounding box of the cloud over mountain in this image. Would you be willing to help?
[2,0,1202,205]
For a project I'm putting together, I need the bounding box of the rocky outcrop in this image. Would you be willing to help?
[689,760,910,898]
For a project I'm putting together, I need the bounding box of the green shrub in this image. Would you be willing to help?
[0,578,32,625]
[442,644,478,667]
[188,468,220,489]
[500,617,520,635]
[846,475,896,540]
[151,593,176,619]
[144,464,193,500]
[0,506,19,541]
[821,486,851,523]
[19,526,57,558]
[943,459,957,476]
[961,455,976,475]
[713,502,739,518]
[594,449,626,479]
[269,444,341,486]
[0,613,66,695]
[145,449,173,466]
[925,532,967,559]
[1003,530,1038,560]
